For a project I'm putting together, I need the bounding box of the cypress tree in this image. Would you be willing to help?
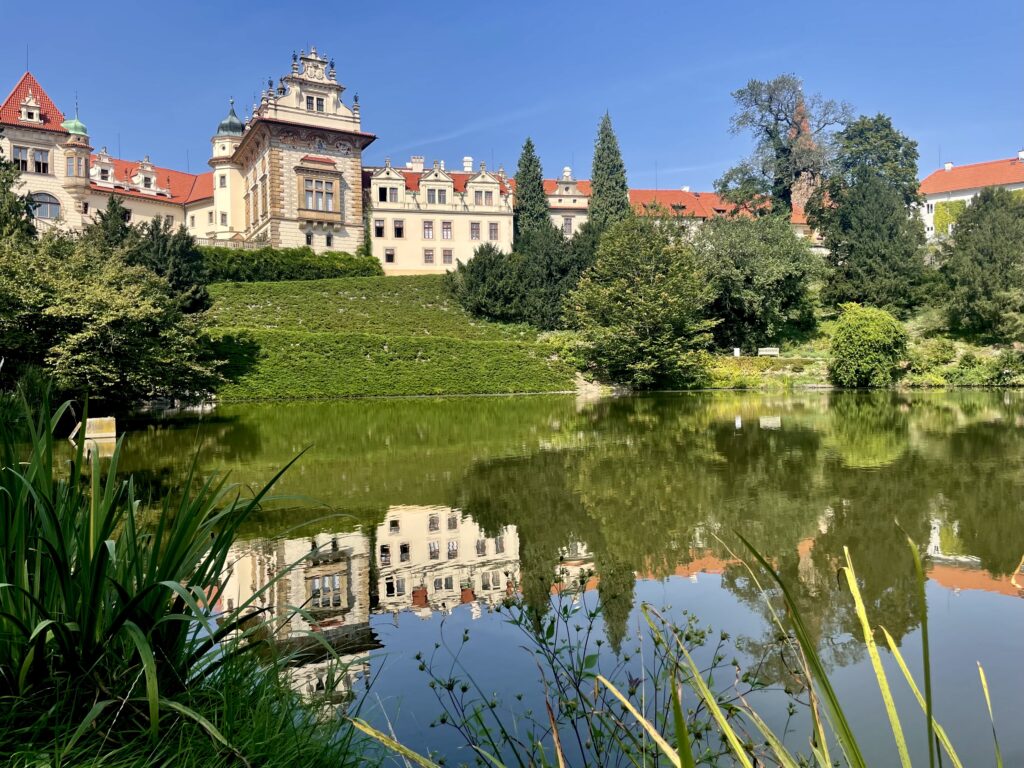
[513,137,550,240]
[588,112,630,231]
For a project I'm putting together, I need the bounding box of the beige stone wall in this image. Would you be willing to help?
[1,126,87,231]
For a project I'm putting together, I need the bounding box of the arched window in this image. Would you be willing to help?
[30,193,61,220]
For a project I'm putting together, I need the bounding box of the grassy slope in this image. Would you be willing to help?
[208,276,576,399]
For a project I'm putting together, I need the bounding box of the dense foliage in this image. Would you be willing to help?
[0,232,219,409]
[512,137,550,239]
[938,186,1024,339]
[819,170,928,314]
[588,113,631,231]
[828,303,908,387]
[567,215,716,388]
[692,215,821,349]
[201,244,382,282]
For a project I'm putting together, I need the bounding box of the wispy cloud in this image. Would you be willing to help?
[630,160,732,181]
[382,101,555,155]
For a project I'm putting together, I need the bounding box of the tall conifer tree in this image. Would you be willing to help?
[588,113,630,230]
[513,137,550,240]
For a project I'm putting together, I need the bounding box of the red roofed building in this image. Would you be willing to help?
[919,151,1024,239]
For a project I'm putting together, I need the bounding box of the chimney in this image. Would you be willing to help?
[1018,149,1024,162]
[462,156,473,173]
[681,185,690,192]
[410,155,424,173]
[944,161,954,172]
[440,160,445,171]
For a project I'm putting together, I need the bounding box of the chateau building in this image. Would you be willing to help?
[918,150,1024,240]
[364,155,513,274]
[2,49,826,275]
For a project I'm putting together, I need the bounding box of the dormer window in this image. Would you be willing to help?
[438,188,446,204]
[316,97,324,112]
[427,189,436,204]
[306,96,314,111]
[143,177,152,189]
[19,92,42,124]
[100,168,110,181]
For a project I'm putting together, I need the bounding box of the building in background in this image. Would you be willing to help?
[919,151,1024,240]
[364,156,512,274]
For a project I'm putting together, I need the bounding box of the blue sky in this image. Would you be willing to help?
[3,0,1021,190]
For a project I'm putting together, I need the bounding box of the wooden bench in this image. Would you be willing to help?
[757,347,780,357]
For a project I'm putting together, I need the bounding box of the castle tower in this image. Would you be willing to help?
[209,99,245,239]
[60,107,92,218]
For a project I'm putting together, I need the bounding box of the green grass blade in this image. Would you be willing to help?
[670,674,697,768]
[597,674,685,768]
[60,699,115,758]
[977,663,1002,768]
[840,546,910,768]
[349,718,443,767]
[900,529,936,768]
[123,620,160,738]
[737,532,866,768]
[879,627,964,768]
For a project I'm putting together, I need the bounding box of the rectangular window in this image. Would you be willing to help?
[438,189,447,204]
[13,147,28,172]
[563,217,573,236]
[481,572,491,590]
[388,186,398,203]
[423,220,433,239]
[485,191,493,205]
[389,519,400,534]
[384,577,395,597]
[384,248,395,263]
[433,577,443,591]
[447,540,459,560]
[476,539,487,556]
[400,543,410,562]
[470,222,480,240]
[393,220,404,238]
[82,202,89,214]
[379,545,391,565]
[79,157,87,176]
[447,513,458,530]
[100,168,110,181]
[316,97,324,112]
[474,190,483,206]
[495,535,504,554]
[488,222,498,240]
[67,157,75,177]
[429,514,440,531]
[143,177,152,189]
[926,203,934,214]
[374,219,384,237]
[207,211,214,224]
[219,174,226,188]
[442,249,453,265]
[427,188,436,204]
[424,249,434,264]
[395,577,406,596]
[428,541,440,560]
[306,96,315,111]
[441,221,452,240]
[325,181,334,211]
[325,233,333,247]
[164,215,173,226]
[190,215,195,227]
[305,232,313,246]
[33,150,49,174]
[378,186,388,203]
[220,212,228,226]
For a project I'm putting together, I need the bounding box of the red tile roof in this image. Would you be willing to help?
[400,170,509,194]
[920,156,1024,196]
[629,188,734,219]
[91,156,212,205]
[543,179,593,195]
[0,72,67,134]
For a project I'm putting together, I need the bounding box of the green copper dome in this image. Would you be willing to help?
[61,114,88,136]
[216,100,244,137]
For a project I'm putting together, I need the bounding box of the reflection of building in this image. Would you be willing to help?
[376,505,519,615]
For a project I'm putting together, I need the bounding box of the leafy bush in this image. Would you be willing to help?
[201,245,383,282]
[908,336,956,373]
[0,402,365,766]
[828,303,908,387]
[567,215,716,389]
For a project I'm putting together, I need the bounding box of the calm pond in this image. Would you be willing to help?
[120,391,1024,764]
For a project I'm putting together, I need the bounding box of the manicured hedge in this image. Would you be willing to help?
[211,328,576,399]
[200,246,382,282]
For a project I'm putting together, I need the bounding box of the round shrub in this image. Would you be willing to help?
[828,304,908,388]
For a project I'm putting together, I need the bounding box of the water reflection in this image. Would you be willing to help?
[118,391,1024,755]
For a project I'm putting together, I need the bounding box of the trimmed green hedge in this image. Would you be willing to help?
[211,328,576,399]
[200,246,382,282]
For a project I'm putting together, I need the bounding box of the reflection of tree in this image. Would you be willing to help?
[824,391,910,469]
[595,557,635,654]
